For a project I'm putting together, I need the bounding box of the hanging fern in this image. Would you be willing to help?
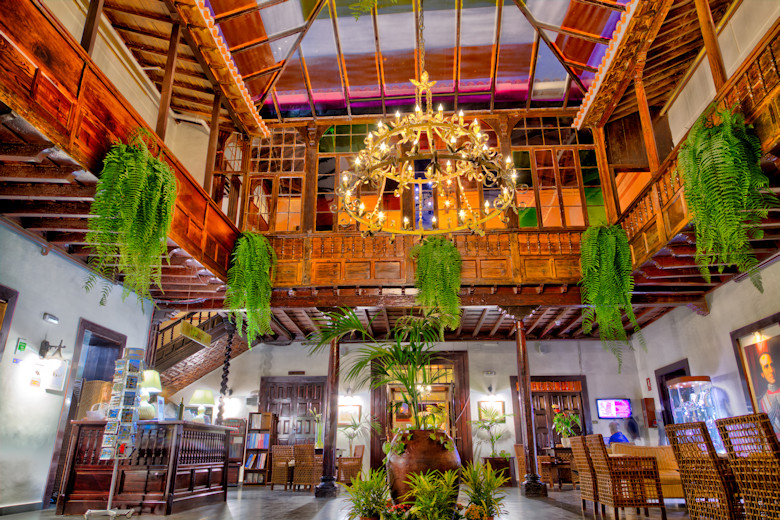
[224,233,277,346]
[348,0,398,20]
[85,129,177,305]
[410,237,462,331]
[580,225,643,370]
[678,104,777,292]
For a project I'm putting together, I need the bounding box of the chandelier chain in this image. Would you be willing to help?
[418,0,425,76]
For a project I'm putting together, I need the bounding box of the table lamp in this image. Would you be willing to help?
[189,389,215,423]
[139,370,162,420]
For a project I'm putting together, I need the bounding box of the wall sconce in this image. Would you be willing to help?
[42,313,59,324]
[39,339,66,360]
[487,384,494,395]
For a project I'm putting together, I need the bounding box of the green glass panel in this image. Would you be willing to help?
[584,187,604,205]
[512,150,531,168]
[587,205,607,226]
[319,136,334,153]
[335,124,351,135]
[517,207,538,227]
[581,167,600,186]
[352,124,368,135]
[579,149,598,168]
[335,134,351,152]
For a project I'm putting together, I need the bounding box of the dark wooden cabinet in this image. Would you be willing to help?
[56,420,230,515]
[223,418,247,486]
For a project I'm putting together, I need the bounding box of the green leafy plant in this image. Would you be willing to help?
[678,104,778,292]
[470,406,513,458]
[224,233,277,345]
[410,237,462,332]
[344,468,389,519]
[404,469,460,520]
[552,411,581,438]
[339,414,380,456]
[308,308,447,430]
[85,129,177,305]
[580,224,643,369]
[461,461,509,518]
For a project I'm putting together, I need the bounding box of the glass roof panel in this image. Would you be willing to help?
[458,3,496,93]
[525,0,569,26]
[376,8,417,98]
[274,53,311,115]
[532,41,568,101]
[419,0,457,93]
[335,3,380,99]
[495,0,536,104]
[301,4,343,113]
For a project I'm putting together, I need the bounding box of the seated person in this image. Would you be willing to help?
[607,421,630,444]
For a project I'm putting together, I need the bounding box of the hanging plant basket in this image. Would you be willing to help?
[410,237,462,331]
[224,233,277,345]
[85,129,177,305]
[678,104,778,292]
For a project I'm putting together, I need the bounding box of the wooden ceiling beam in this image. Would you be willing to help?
[539,308,569,338]
[489,313,506,336]
[125,42,198,64]
[363,308,375,337]
[298,310,320,333]
[572,0,626,11]
[81,0,105,55]
[535,21,611,45]
[472,308,490,337]
[2,201,92,217]
[213,0,289,24]
[242,63,285,83]
[525,308,548,335]
[639,266,732,279]
[22,217,89,231]
[46,232,89,244]
[281,310,306,337]
[144,64,208,81]
[526,31,541,109]
[0,183,95,200]
[559,313,583,336]
[104,2,174,23]
[0,143,51,162]
[0,164,79,182]
[113,23,172,43]
[230,25,305,55]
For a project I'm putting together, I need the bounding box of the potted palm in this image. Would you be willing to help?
[470,406,513,483]
[340,414,380,456]
[404,469,460,520]
[308,309,461,502]
[461,461,510,520]
[552,410,581,448]
[344,468,389,520]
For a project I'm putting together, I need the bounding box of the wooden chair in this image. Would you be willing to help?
[337,445,364,484]
[666,422,744,520]
[292,444,322,493]
[586,434,666,520]
[537,455,555,488]
[513,444,526,484]
[716,413,780,520]
[571,436,599,515]
[269,445,294,490]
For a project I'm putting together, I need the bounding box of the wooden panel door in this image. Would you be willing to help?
[259,377,326,445]
[532,393,551,450]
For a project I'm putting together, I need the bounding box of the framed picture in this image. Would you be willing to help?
[394,402,411,421]
[731,311,780,437]
[337,404,361,426]
[478,401,506,421]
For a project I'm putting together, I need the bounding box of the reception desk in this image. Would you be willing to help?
[56,420,230,515]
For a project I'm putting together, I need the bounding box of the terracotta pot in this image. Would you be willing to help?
[386,429,461,502]
[482,456,512,486]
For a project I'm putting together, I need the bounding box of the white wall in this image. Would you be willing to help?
[0,223,152,511]
[41,0,209,183]
[632,260,780,445]
[666,0,780,143]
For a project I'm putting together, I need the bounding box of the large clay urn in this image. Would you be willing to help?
[386,429,461,502]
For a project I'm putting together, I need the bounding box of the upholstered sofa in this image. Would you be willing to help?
[610,443,684,499]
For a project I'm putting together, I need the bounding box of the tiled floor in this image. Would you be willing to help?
[4,485,690,520]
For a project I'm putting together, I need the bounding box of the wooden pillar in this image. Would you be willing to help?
[515,320,547,496]
[237,137,252,230]
[315,338,340,497]
[694,0,727,90]
[80,0,105,55]
[302,124,319,234]
[227,175,242,222]
[156,23,181,140]
[634,71,660,173]
[593,126,619,224]
[204,94,222,200]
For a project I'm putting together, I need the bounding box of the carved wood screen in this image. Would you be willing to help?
[259,376,326,445]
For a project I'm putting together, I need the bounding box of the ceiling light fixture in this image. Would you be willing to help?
[336,0,525,237]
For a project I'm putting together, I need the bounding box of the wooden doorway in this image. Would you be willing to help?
[655,359,690,432]
[510,376,591,452]
[259,376,326,445]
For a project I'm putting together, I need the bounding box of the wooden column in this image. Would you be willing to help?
[156,23,181,139]
[515,320,547,496]
[80,0,105,55]
[315,338,340,497]
[694,0,727,90]
[634,71,660,173]
[204,94,222,200]
[237,137,252,230]
[593,126,619,224]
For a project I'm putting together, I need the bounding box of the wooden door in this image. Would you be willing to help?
[259,376,326,445]
[532,393,551,449]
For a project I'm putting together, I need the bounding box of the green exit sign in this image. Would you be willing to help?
[16,338,27,353]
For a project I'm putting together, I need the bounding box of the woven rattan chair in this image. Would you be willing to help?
[586,434,667,520]
[292,444,322,493]
[337,445,364,484]
[537,455,555,488]
[716,413,780,520]
[666,422,744,520]
[554,446,580,489]
[571,436,599,515]
[513,444,527,483]
[269,445,294,490]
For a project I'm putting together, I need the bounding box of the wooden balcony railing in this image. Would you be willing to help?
[155,312,226,371]
[619,20,780,267]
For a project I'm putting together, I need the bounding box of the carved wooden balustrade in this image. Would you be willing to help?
[620,21,780,267]
[57,420,230,515]
[154,312,227,371]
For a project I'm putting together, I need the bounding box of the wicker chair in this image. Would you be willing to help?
[554,446,580,489]
[586,434,666,520]
[571,436,599,515]
[666,422,744,520]
[292,444,322,493]
[537,455,555,488]
[337,445,365,484]
[513,444,527,483]
[269,445,294,490]
[716,413,780,520]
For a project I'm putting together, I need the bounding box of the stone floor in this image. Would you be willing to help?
[4,485,690,520]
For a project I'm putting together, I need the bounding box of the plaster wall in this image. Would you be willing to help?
[631,260,780,445]
[41,0,209,184]
[666,0,780,143]
[0,223,152,512]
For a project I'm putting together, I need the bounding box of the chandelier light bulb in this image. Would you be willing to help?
[438,104,443,113]
[395,111,400,120]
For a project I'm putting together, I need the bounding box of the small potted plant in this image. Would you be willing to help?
[308,405,324,449]
[344,468,389,520]
[340,414,380,456]
[404,469,460,520]
[461,461,509,520]
[552,410,581,448]
[383,501,412,520]
[470,406,513,483]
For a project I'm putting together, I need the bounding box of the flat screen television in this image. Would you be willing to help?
[596,398,632,419]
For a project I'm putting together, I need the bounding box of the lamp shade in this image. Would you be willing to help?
[189,389,215,407]
[140,370,162,393]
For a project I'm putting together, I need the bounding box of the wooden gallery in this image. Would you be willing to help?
[1,1,779,519]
